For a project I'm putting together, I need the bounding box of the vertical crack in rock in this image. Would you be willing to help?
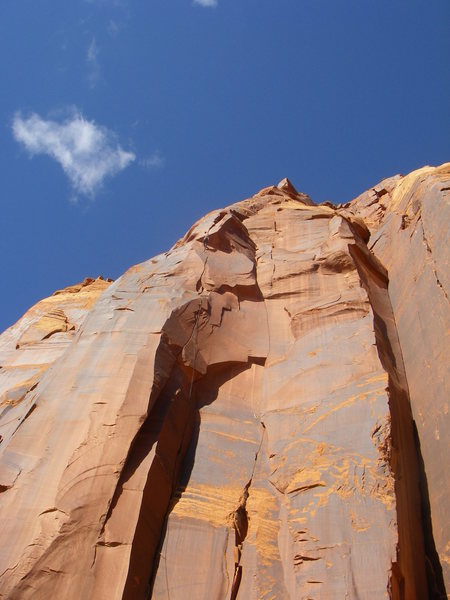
[117,211,269,599]
[120,314,203,600]
[230,423,266,600]
[348,233,440,600]
[412,421,448,600]
[420,219,449,305]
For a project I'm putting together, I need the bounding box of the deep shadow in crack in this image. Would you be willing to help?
[412,421,447,599]
[174,360,260,500]
[147,359,259,599]
[349,240,442,600]
[122,360,195,600]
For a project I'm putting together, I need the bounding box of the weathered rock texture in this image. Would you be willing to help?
[0,165,448,600]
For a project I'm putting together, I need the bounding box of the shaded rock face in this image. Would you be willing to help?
[0,167,448,600]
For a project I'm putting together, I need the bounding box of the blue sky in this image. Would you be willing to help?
[1,0,449,332]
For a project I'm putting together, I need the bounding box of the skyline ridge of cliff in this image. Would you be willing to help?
[0,163,448,599]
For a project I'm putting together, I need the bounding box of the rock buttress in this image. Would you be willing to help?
[151,187,402,599]
[0,170,448,599]
[349,163,450,598]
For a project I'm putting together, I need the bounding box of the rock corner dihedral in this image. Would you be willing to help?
[0,163,448,600]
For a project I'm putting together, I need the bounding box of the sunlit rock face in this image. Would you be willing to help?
[0,164,448,600]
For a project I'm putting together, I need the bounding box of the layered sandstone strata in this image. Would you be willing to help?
[0,166,448,599]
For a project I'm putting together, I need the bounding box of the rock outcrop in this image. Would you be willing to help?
[0,165,448,599]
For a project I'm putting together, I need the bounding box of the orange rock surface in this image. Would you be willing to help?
[0,167,448,599]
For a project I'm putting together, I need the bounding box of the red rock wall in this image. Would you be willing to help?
[349,164,450,598]
[0,167,448,599]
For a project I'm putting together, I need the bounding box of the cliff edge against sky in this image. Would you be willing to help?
[0,164,448,599]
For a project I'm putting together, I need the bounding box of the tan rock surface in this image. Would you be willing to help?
[0,170,448,599]
[0,276,111,453]
[349,163,450,597]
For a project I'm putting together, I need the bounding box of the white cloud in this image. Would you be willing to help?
[87,37,100,88]
[87,37,99,63]
[12,109,136,198]
[139,151,165,170]
[193,0,218,7]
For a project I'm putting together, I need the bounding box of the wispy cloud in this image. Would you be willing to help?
[139,151,165,170]
[107,19,120,37]
[12,109,135,198]
[193,0,218,7]
[87,37,100,88]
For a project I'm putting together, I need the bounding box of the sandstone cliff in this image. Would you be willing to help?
[0,165,448,599]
